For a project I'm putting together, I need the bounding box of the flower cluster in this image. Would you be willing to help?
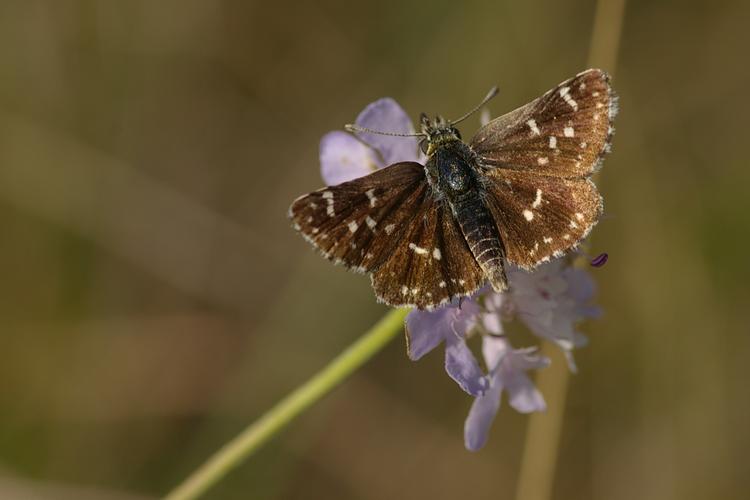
[319,97,602,451]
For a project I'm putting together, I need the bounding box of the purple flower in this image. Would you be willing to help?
[507,260,601,372]
[464,336,549,451]
[403,261,601,449]
[405,298,488,396]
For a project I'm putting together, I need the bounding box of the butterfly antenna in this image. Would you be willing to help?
[345,123,426,137]
[450,86,499,125]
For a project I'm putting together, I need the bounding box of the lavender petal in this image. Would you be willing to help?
[320,131,378,185]
[464,383,502,451]
[505,371,547,413]
[404,308,453,361]
[354,98,420,165]
[444,334,488,397]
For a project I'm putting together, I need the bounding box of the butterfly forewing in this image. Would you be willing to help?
[482,170,602,268]
[289,162,427,272]
[471,69,616,178]
[371,199,485,309]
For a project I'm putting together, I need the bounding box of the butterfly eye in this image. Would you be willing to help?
[419,138,429,154]
[451,127,462,140]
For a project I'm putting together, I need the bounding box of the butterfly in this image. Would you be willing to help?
[289,69,617,309]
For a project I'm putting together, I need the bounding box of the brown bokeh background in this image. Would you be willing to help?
[1,1,748,499]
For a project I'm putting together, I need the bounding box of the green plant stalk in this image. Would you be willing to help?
[164,307,408,500]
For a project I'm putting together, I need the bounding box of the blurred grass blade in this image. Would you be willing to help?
[514,1,626,500]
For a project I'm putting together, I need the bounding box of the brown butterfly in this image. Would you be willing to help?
[289,69,617,309]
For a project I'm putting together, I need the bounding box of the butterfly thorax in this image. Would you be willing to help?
[425,140,477,197]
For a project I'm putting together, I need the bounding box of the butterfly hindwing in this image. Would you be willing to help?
[482,169,602,269]
[371,197,485,309]
[289,162,427,273]
[471,69,616,178]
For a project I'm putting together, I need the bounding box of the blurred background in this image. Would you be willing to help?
[1,1,748,499]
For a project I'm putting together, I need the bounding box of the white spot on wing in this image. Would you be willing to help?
[365,189,378,207]
[564,127,575,137]
[537,157,549,166]
[532,189,543,208]
[523,209,534,221]
[365,216,377,230]
[543,236,553,244]
[401,286,408,296]
[527,119,540,135]
[385,224,396,235]
[575,212,584,221]
[549,136,557,149]
[408,243,429,255]
[347,221,359,233]
[323,191,335,217]
[559,86,578,111]
[439,281,446,288]
[432,248,442,260]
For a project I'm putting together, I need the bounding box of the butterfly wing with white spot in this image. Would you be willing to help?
[290,162,485,309]
[482,170,602,269]
[370,197,485,309]
[471,69,616,178]
[289,162,428,273]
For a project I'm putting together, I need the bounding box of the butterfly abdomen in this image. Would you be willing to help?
[452,194,508,292]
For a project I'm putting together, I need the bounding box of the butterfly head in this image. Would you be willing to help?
[419,113,462,155]
[344,86,498,157]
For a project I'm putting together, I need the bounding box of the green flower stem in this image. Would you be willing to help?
[164,307,409,500]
